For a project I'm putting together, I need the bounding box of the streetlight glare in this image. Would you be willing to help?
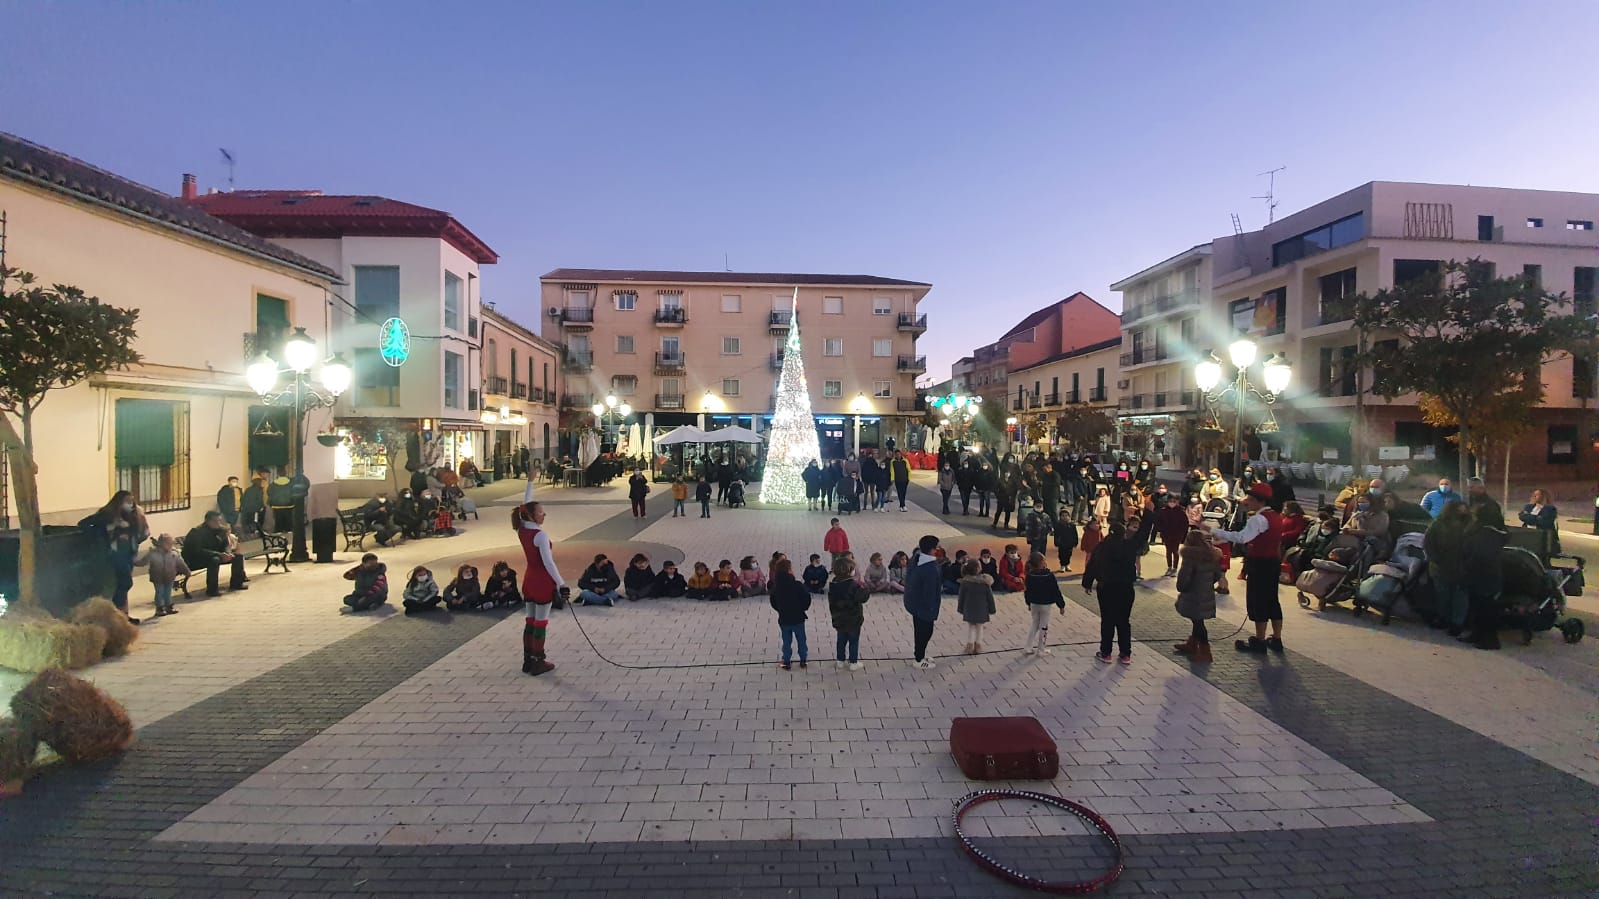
[618,403,632,417]
[590,403,605,416]
[319,353,352,396]
[1228,338,1258,369]
[1194,359,1222,392]
[1263,354,1292,394]
[247,355,280,396]
[283,326,318,372]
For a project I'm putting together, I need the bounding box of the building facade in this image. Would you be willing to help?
[1109,244,1212,467]
[188,189,499,497]
[480,306,562,469]
[539,269,931,459]
[1006,339,1121,452]
[0,133,339,536]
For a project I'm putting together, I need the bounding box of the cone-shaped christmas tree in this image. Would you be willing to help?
[759,292,822,504]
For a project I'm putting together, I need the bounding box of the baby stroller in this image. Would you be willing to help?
[1282,519,1339,584]
[1355,532,1428,624]
[1296,533,1379,611]
[726,479,747,509]
[1498,530,1585,644]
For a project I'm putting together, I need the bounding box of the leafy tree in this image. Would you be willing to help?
[0,268,141,608]
[1418,378,1538,506]
[1353,260,1596,486]
[1054,404,1116,452]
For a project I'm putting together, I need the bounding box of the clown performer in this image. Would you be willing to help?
[514,482,568,675]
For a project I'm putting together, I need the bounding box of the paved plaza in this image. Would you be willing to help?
[2,473,1597,897]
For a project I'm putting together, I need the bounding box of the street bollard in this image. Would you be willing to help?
[1592,492,1599,535]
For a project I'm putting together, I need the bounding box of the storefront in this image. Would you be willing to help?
[1117,413,1182,466]
[332,420,400,487]
[437,423,484,472]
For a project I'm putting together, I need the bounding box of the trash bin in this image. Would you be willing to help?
[311,517,337,563]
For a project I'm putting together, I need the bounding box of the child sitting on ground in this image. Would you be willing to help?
[977,548,999,582]
[887,551,910,592]
[997,544,1026,592]
[653,560,687,597]
[403,565,442,614]
[443,563,484,610]
[483,561,519,608]
[342,553,388,611]
[768,551,787,588]
[941,550,969,595]
[1023,551,1065,654]
[738,555,768,597]
[136,533,190,617]
[862,552,900,593]
[769,558,811,670]
[828,556,869,670]
[710,559,739,601]
[957,558,997,654]
[577,554,622,606]
[802,553,830,595]
[686,561,714,599]
[624,553,656,601]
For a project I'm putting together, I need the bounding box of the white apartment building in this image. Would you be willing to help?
[1109,244,1212,467]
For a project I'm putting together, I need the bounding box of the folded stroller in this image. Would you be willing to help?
[1295,538,1368,610]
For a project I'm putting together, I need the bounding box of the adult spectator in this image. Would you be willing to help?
[79,490,149,621]
[890,451,912,512]
[240,470,269,536]
[1265,467,1295,513]
[1205,483,1286,654]
[217,476,244,529]
[903,535,943,669]
[1424,499,1471,635]
[1460,504,1507,650]
[182,511,248,598]
[628,469,650,518]
[1419,478,1455,519]
[1464,476,1501,521]
[1517,488,1560,553]
[360,492,401,546]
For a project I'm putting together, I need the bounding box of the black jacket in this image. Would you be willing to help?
[579,562,620,593]
[1081,518,1155,593]
[769,574,812,625]
[1024,568,1065,607]
[628,474,650,500]
[695,481,713,502]
[827,578,869,632]
[653,569,688,596]
[802,563,830,593]
[181,524,232,567]
[623,564,655,592]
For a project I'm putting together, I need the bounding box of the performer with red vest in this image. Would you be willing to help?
[1204,481,1286,654]
[514,500,568,675]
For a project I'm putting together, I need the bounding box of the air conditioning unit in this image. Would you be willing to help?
[547,306,561,318]
[1116,379,1131,390]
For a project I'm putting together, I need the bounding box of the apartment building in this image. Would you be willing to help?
[539,269,932,458]
[480,306,562,468]
[1006,338,1121,451]
[1109,244,1212,466]
[967,292,1123,412]
[1123,181,1599,482]
[189,188,498,497]
[0,132,339,538]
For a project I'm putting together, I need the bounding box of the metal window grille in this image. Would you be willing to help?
[115,402,191,513]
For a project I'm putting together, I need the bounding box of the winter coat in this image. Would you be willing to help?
[978,556,999,580]
[902,553,943,622]
[1154,506,1190,546]
[695,481,713,502]
[1080,525,1103,559]
[769,574,812,625]
[828,578,869,632]
[956,574,997,624]
[628,473,650,500]
[1174,544,1220,620]
[802,465,822,496]
[624,564,656,593]
[404,575,440,606]
[181,523,233,568]
[1460,523,1506,595]
[1081,518,1155,593]
[1279,513,1309,549]
[485,569,519,600]
[672,482,689,501]
[937,469,956,492]
[1023,568,1065,608]
[890,458,910,485]
[738,567,767,593]
[803,563,830,593]
[686,570,714,591]
[579,562,620,594]
[653,569,688,596]
[823,526,850,554]
[862,561,893,592]
[444,573,483,607]
[1200,478,1230,503]
[997,554,1026,591]
[137,546,190,585]
[1424,514,1468,582]
[1267,476,1296,511]
[1025,510,1053,546]
[344,562,388,600]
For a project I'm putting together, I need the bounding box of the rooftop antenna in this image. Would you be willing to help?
[219,148,235,190]
[1254,165,1285,224]
[724,252,731,272]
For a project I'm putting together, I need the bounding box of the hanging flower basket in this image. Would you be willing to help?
[316,433,346,447]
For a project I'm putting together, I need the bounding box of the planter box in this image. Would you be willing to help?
[0,526,112,617]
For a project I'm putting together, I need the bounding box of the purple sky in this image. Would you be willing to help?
[5,1,1598,379]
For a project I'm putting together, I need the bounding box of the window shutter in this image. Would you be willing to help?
[115,400,176,468]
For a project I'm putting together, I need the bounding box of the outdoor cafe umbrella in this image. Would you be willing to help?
[706,425,764,444]
[655,425,710,446]
[579,431,601,467]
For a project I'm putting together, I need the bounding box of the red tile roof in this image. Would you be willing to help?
[187,190,498,264]
[542,268,930,288]
[0,132,338,280]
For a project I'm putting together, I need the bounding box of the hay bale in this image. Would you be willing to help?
[10,669,133,763]
[0,717,39,787]
[68,598,139,657]
[0,616,107,672]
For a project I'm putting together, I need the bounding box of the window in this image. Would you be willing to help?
[1393,259,1441,287]
[662,336,680,359]
[1527,217,1544,228]
[616,335,635,354]
[721,336,741,355]
[872,338,892,357]
[254,293,290,357]
[1575,267,1596,315]
[510,349,519,391]
[354,266,400,320]
[823,380,842,398]
[611,374,638,395]
[823,296,843,314]
[1523,264,1543,288]
[1318,268,1358,324]
[659,293,681,311]
[824,338,843,356]
[1477,215,1495,241]
[444,351,463,408]
[542,362,551,393]
[873,380,892,398]
[873,297,892,315]
[721,294,742,312]
[567,290,590,306]
[614,291,637,311]
[1573,357,1593,400]
[114,399,190,512]
[1548,424,1578,465]
[1567,220,1594,231]
[444,272,462,331]
[722,378,740,396]
[1271,212,1365,267]
[353,348,400,406]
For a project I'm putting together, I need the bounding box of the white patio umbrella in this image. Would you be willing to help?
[708,425,764,444]
[579,431,601,467]
[655,426,710,446]
[627,423,643,455]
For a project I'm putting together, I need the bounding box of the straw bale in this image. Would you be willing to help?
[68,598,139,656]
[0,616,106,672]
[0,716,39,786]
[10,669,133,763]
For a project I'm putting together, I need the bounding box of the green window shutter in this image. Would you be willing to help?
[115,399,176,468]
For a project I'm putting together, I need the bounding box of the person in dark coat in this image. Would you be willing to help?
[890,451,912,511]
[360,493,401,546]
[182,510,248,597]
[1265,467,1296,513]
[827,556,870,668]
[822,459,843,510]
[956,461,975,515]
[217,476,244,529]
[1517,488,1560,554]
[1460,504,1507,650]
[1424,500,1471,635]
[1040,463,1062,520]
[1080,516,1155,664]
[802,460,823,510]
[1153,493,1191,577]
[628,470,650,518]
[993,470,1017,531]
[769,559,812,669]
[974,462,995,518]
[859,454,881,511]
[903,535,944,668]
[652,561,688,597]
[240,472,268,536]
[1053,508,1080,573]
[1180,468,1206,507]
[80,490,150,620]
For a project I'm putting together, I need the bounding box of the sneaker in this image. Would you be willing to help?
[835,660,847,670]
[1235,637,1268,654]
[1024,646,1037,655]
[780,662,791,670]
[1118,655,1132,665]
[1265,636,1285,654]
[1095,651,1112,663]
[1040,647,1052,655]
[166,605,179,614]
[848,662,862,671]
[153,607,168,617]
[916,659,936,670]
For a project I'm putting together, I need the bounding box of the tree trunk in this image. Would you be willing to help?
[1503,442,1512,510]
[1457,420,1472,488]
[0,409,41,609]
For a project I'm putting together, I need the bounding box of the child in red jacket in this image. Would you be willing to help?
[997,544,1026,592]
[823,518,850,566]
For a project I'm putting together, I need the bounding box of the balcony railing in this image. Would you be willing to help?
[243,329,285,363]
[656,393,685,410]
[485,375,509,395]
[1153,391,1167,408]
[655,307,687,326]
[562,351,593,372]
[1013,397,1023,411]
[1121,288,1201,325]
[1027,394,1041,408]
[654,352,687,373]
[770,351,785,371]
[511,383,528,399]
[1042,392,1060,406]
[896,397,919,413]
[1318,299,1355,326]
[1089,387,1107,402]
[769,311,792,328]
[560,393,594,408]
[1065,390,1081,403]
[896,355,927,372]
[897,312,928,332]
[560,306,594,324]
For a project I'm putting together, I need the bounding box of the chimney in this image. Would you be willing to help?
[181,173,197,201]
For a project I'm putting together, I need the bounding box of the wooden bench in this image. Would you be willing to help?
[338,508,373,551]
[175,532,291,598]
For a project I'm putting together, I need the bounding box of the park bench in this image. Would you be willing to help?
[338,508,373,551]
[174,531,290,598]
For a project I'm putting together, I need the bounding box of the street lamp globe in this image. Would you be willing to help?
[1228,337,1258,370]
[590,403,605,416]
[247,354,279,397]
[283,327,318,373]
[618,403,632,417]
[1194,357,1222,392]
[1263,353,1292,394]
[605,394,619,408]
[320,352,352,396]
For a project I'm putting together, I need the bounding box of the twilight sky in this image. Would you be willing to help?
[4,1,1597,379]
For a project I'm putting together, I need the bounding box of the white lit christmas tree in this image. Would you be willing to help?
[759,292,822,504]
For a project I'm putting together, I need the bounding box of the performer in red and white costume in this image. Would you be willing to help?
[514,497,567,675]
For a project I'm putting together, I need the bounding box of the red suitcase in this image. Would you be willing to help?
[949,716,1060,781]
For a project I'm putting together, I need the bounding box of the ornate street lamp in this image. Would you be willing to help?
[1194,337,1291,482]
[590,393,632,451]
[925,391,982,445]
[247,327,351,562]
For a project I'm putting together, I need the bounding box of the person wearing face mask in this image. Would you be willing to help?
[80,490,151,622]
[1200,469,1230,504]
[1342,492,1392,558]
[1420,478,1454,519]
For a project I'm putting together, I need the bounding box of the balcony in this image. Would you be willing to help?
[560,393,594,409]
[1042,392,1060,406]
[770,351,785,372]
[897,397,921,413]
[1013,397,1023,411]
[1153,391,1167,408]
[485,375,509,396]
[511,383,528,399]
[769,310,792,331]
[656,393,686,410]
[897,312,928,333]
[562,351,593,373]
[1027,394,1041,409]
[896,355,927,373]
[242,329,286,363]
[1121,288,1201,326]
[560,306,594,328]
[1065,390,1081,404]
[1089,387,1107,402]
[655,307,687,327]
[654,352,687,374]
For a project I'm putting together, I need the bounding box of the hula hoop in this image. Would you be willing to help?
[952,789,1125,894]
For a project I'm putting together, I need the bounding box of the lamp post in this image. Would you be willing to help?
[1194,337,1291,482]
[247,327,351,562]
[925,391,982,449]
[851,393,873,456]
[590,393,632,452]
